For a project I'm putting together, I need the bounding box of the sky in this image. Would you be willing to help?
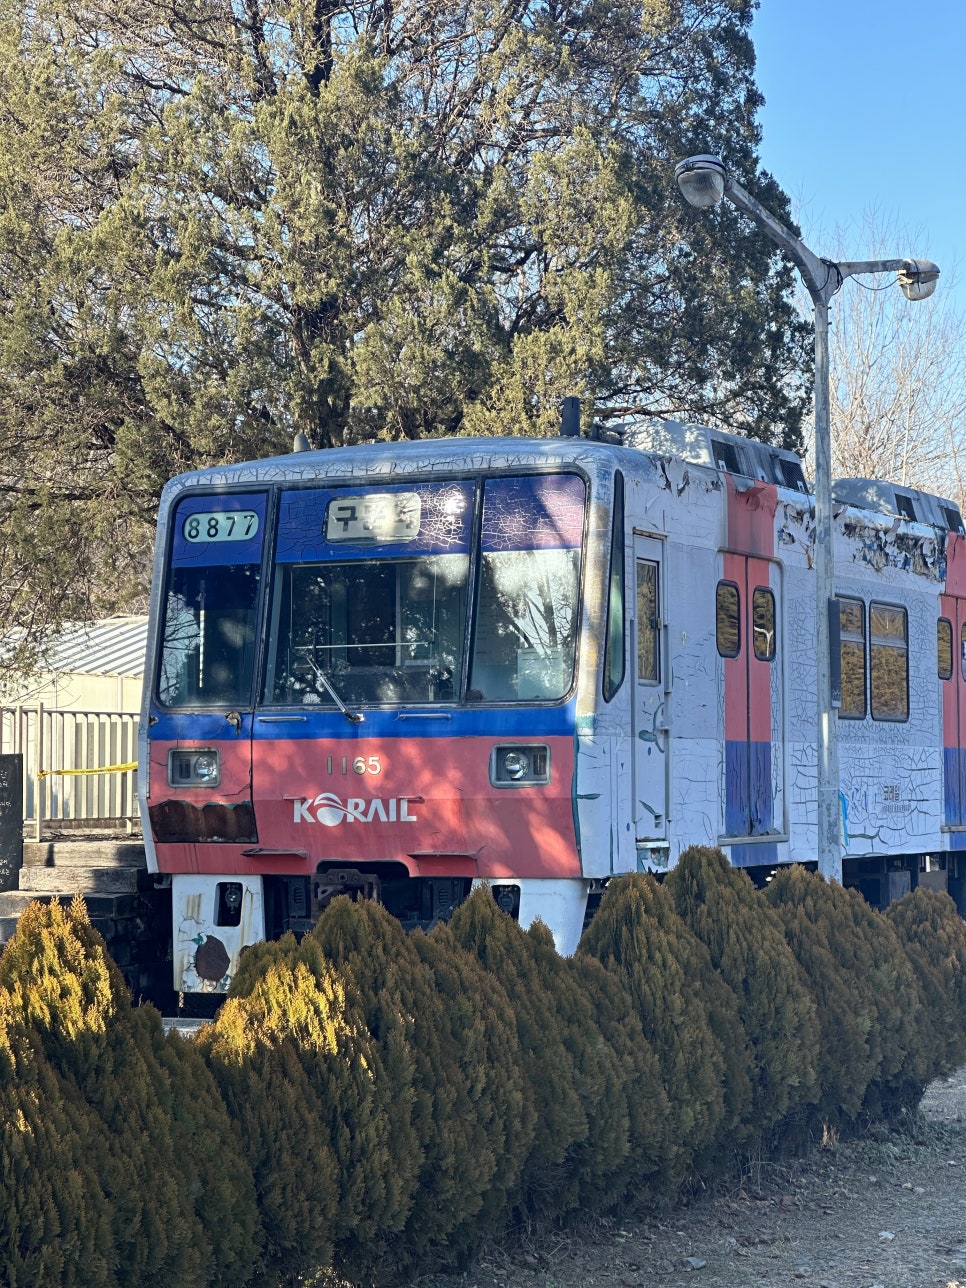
[751,0,966,308]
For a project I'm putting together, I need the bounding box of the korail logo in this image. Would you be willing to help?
[294,793,418,826]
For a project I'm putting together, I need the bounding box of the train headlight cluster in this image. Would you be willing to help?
[168,748,221,787]
[490,745,550,787]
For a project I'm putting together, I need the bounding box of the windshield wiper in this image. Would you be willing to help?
[307,660,364,723]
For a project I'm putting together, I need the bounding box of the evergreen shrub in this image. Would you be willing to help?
[448,886,586,1214]
[665,846,820,1141]
[764,866,924,1129]
[207,935,397,1285]
[411,924,529,1257]
[310,895,505,1278]
[0,897,260,1287]
[0,995,114,1287]
[886,887,966,1083]
[578,873,748,1187]
[566,951,674,1206]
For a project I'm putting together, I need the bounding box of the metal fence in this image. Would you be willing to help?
[0,706,140,839]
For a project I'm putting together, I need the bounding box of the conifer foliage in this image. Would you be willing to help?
[2,865,966,1286]
[665,847,820,1140]
[765,865,925,1127]
[886,888,966,1084]
[577,872,747,1187]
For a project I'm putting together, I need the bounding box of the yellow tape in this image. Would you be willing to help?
[38,762,138,779]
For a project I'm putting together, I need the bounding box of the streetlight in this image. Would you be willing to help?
[674,153,939,883]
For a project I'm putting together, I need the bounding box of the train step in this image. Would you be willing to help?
[22,841,147,869]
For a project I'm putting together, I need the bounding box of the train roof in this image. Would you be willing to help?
[161,421,964,537]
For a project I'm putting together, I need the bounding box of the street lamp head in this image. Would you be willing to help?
[675,155,728,209]
[898,259,940,302]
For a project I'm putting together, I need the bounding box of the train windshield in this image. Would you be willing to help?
[156,475,586,710]
[467,475,585,701]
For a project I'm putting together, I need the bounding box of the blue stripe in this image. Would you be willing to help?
[726,739,773,838]
[945,746,961,826]
[149,701,577,742]
[724,739,749,835]
[729,842,779,868]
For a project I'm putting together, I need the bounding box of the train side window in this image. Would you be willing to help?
[637,560,661,683]
[715,581,740,658]
[837,596,866,719]
[938,617,953,680]
[603,472,625,701]
[870,602,908,721]
[752,588,776,661]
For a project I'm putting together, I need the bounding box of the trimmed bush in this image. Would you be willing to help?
[665,846,820,1141]
[567,951,674,1206]
[412,924,529,1256]
[886,887,966,1083]
[765,866,924,1128]
[209,934,398,1284]
[311,895,512,1277]
[578,873,749,1187]
[0,996,114,1287]
[0,897,261,1287]
[448,887,584,1214]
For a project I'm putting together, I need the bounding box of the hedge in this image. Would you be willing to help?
[2,852,966,1286]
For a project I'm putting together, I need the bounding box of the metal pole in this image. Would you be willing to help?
[811,296,841,878]
[676,153,937,884]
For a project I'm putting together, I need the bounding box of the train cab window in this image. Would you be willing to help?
[603,472,625,701]
[715,582,740,658]
[837,596,866,719]
[752,588,776,661]
[938,618,953,680]
[870,602,908,722]
[158,494,268,708]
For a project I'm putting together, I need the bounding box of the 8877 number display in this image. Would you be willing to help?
[182,511,260,543]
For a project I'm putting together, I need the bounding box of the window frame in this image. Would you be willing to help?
[938,616,953,681]
[837,595,867,721]
[869,600,909,723]
[715,580,741,659]
[602,472,626,702]
[752,587,777,663]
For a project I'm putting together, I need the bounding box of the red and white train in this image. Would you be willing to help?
[138,419,966,996]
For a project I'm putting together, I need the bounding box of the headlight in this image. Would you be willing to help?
[502,751,530,780]
[490,744,550,786]
[168,748,221,787]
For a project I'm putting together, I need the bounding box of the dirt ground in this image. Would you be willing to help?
[421,1067,966,1288]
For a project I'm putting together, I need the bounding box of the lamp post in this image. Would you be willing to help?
[674,154,939,882]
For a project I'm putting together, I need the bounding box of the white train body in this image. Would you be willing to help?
[140,421,965,994]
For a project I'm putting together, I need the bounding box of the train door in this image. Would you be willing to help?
[940,594,966,825]
[633,535,668,841]
[720,555,784,842]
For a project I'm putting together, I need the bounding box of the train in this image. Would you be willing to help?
[137,417,966,998]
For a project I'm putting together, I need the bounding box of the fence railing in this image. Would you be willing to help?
[0,706,140,839]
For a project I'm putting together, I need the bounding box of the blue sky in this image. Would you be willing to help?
[751,1,966,306]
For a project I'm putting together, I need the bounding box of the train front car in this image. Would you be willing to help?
[139,441,605,996]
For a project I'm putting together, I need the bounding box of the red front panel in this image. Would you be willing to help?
[150,733,579,880]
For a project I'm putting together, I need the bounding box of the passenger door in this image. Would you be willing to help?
[940,595,966,826]
[633,535,668,842]
[720,556,784,838]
